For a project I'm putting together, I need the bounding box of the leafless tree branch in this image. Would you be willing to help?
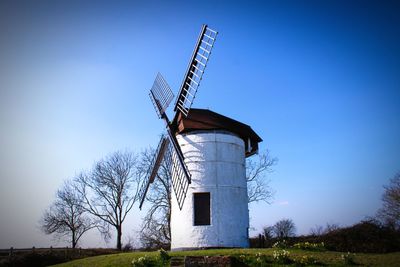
[40,180,96,248]
[74,150,141,250]
[377,172,400,230]
[246,150,277,204]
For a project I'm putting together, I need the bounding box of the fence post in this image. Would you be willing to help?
[9,247,13,257]
[32,246,35,253]
[50,246,53,254]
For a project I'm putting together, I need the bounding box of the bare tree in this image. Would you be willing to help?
[309,223,340,236]
[75,151,140,250]
[246,150,277,203]
[123,234,138,251]
[138,148,172,249]
[324,222,340,234]
[309,225,324,236]
[377,172,400,229]
[273,218,296,239]
[263,225,274,239]
[41,180,95,248]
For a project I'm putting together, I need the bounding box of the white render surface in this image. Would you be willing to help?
[170,131,249,250]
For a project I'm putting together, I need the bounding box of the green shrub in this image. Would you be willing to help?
[131,249,170,267]
[272,249,292,264]
[341,252,357,265]
[324,220,400,253]
[235,253,273,266]
[295,255,318,266]
[252,219,400,252]
[158,248,170,263]
[131,255,161,267]
[272,239,288,249]
[293,241,326,251]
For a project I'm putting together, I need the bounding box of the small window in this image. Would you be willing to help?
[193,192,210,225]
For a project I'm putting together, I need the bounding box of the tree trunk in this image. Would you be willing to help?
[167,186,172,243]
[117,225,122,250]
[167,204,171,242]
[72,230,76,249]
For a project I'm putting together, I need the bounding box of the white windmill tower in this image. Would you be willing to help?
[138,25,262,250]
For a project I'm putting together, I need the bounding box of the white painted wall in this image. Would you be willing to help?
[170,131,249,250]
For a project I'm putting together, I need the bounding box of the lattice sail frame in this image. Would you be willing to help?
[174,25,218,117]
[149,73,174,118]
[164,139,190,210]
[138,135,170,209]
[138,133,191,210]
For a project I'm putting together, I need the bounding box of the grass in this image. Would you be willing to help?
[51,248,400,267]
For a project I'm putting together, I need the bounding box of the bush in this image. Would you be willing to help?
[293,242,326,251]
[131,255,161,267]
[252,219,400,252]
[272,239,288,249]
[295,255,318,266]
[131,250,170,267]
[341,252,357,265]
[0,248,117,267]
[235,253,273,266]
[272,249,291,264]
[158,248,170,264]
[323,220,400,253]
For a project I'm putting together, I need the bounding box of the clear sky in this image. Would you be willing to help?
[0,0,399,248]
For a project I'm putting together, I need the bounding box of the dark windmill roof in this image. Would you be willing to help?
[171,108,262,157]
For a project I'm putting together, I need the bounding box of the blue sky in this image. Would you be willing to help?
[0,0,399,248]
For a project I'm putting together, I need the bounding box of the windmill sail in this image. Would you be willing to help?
[149,72,174,119]
[138,132,191,210]
[138,136,170,209]
[174,25,218,117]
[146,71,192,210]
[148,71,191,188]
[164,138,190,210]
[165,127,191,181]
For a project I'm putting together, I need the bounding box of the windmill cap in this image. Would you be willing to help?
[171,108,262,157]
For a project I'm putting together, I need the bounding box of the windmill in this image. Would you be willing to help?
[139,25,262,250]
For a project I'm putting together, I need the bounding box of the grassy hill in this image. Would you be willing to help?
[51,248,400,267]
